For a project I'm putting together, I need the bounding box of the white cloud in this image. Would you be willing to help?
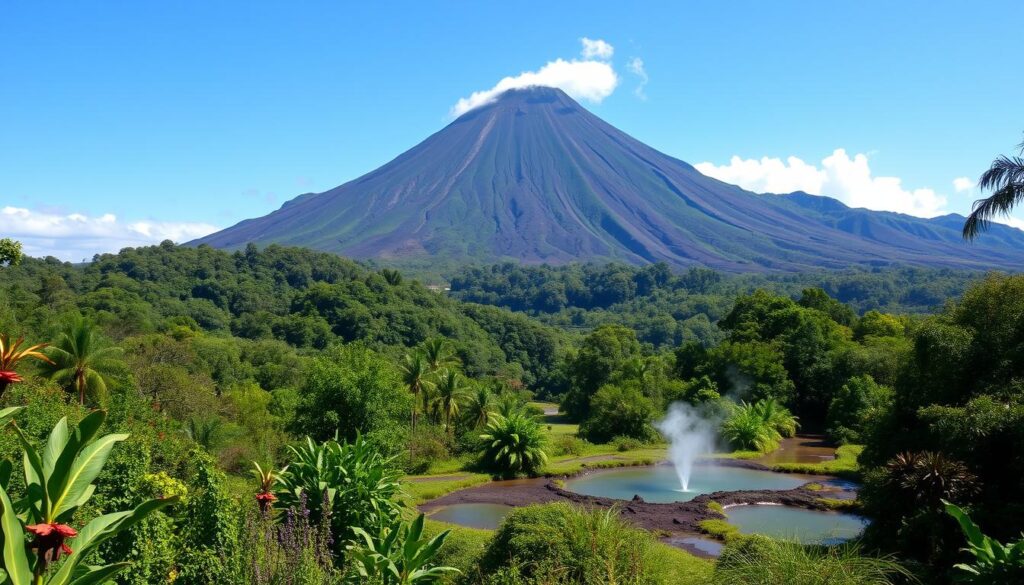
[451,39,620,117]
[580,37,614,60]
[696,149,950,217]
[953,176,974,192]
[0,206,219,262]
[627,57,648,100]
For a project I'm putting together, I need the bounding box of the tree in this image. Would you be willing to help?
[0,237,23,266]
[579,383,656,444]
[420,337,460,373]
[463,387,494,429]
[41,318,123,405]
[561,325,641,421]
[400,353,432,432]
[827,375,892,444]
[433,369,468,436]
[964,134,1024,240]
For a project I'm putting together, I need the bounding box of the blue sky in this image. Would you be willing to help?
[2,1,1022,259]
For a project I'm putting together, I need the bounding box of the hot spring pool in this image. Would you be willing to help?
[726,505,868,544]
[427,503,513,530]
[563,465,807,503]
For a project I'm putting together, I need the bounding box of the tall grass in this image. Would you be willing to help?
[713,536,913,585]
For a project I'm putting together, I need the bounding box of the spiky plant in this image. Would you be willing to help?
[964,134,1024,240]
[479,412,548,476]
[721,402,782,452]
[0,333,53,398]
[750,398,799,438]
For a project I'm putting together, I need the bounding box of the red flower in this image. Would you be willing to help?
[255,491,277,512]
[26,522,77,565]
[0,370,22,384]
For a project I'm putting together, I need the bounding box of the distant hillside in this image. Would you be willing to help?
[193,86,1024,272]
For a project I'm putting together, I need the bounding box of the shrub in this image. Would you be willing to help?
[826,375,891,444]
[475,503,663,584]
[552,434,589,456]
[714,535,910,585]
[478,412,548,476]
[275,434,403,553]
[578,383,657,444]
[721,399,798,452]
[612,435,645,452]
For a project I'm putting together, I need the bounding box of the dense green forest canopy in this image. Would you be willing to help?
[1,241,1021,584]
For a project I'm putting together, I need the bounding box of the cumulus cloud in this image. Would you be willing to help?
[451,38,620,117]
[580,37,614,60]
[0,206,219,262]
[627,57,648,100]
[953,176,974,192]
[695,149,949,218]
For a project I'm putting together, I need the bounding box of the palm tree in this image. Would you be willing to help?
[433,369,469,435]
[479,412,548,476]
[751,397,799,438]
[41,318,122,405]
[463,387,495,429]
[0,333,53,398]
[963,135,1024,240]
[400,353,432,431]
[420,338,460,373]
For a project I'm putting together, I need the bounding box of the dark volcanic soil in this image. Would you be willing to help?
[419,462,857,538]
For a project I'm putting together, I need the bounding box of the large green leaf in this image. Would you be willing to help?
[0,484,31,585]
[43,417,70,476]
[47,411,106,515]
[14,425,48,520]
[49,497,177,585]
[51,433,127,520]
[0,406,23,428]
[62,563,130,585]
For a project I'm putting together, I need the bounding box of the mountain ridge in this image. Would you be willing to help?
[193,86,1024,272]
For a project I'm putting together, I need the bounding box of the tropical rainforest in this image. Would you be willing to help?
[0,240,1021,584]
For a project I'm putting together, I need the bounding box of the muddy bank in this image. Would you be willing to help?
[419,464,856,537]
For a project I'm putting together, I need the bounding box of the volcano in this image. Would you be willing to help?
[193,87,1024,272]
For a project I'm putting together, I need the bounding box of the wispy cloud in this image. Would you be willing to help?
[695,149,948,217]
[451,38,621,117]
[0,206,218,262]
[627,57,648,100]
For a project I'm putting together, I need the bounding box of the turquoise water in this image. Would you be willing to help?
[726,505,868,544]
[427,503,513,530]
[564,465,806,503]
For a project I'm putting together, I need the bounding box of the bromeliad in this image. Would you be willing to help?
[0,333,53,397]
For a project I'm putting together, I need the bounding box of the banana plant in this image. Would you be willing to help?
[0,410,177,585]
[348,514,457,584]
[944,500,1024,583]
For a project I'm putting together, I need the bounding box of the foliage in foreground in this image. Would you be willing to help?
[274,434,403,554]
[713,535,910,585]
[472,503,682,585]
[0,408,176,584]
[944,500,1024,584]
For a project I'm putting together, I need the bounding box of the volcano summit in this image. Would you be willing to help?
[194,87,1024,271]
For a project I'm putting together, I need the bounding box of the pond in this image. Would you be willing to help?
[563,465,807,503]
[427,503,513,530]
[725,505,868,544]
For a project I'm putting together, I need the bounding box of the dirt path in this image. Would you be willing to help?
[405,473,475,483]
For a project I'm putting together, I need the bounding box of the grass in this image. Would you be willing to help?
[707,500,725,515]
[422,519,492,583]
[816,497,860,511]
[713,536,911,585]
[770,445,864,479]
[650,541,715,585]
[699,518,743,542]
